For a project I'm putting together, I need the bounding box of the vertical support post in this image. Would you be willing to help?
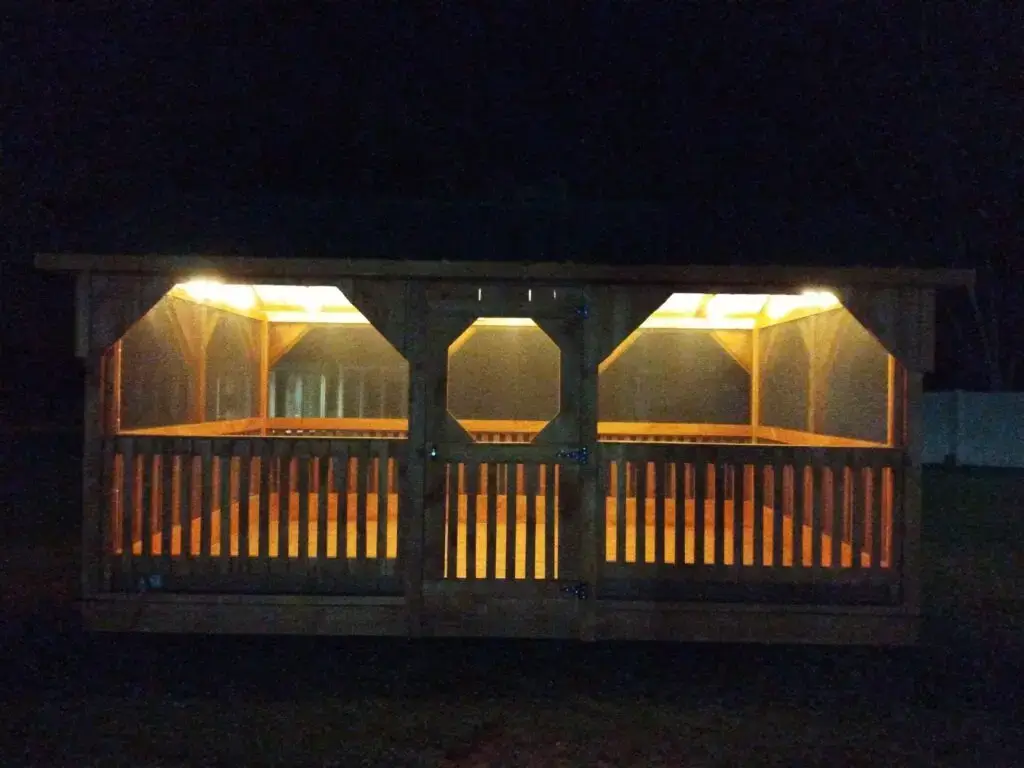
[750,324,760,444]
[578,289,600,641]
[402,281,427,636]
[902,368,922,617]
[81,288,105,596]
[111,340,123,434]
[259,317,270,435]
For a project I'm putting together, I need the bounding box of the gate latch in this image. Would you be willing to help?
[555,446,589,464]
[560,582,589,600]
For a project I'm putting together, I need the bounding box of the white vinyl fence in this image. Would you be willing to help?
[923,391,1024,468]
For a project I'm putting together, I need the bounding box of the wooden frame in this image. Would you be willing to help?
[44,253,966,644]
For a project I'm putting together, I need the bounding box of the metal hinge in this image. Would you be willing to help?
[555,446,589,464]
[560,582,589,600]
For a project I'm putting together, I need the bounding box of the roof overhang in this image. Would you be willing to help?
[35,252,975,290]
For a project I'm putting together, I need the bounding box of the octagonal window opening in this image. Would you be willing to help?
[598,291,895,447]
[446,317,561,444]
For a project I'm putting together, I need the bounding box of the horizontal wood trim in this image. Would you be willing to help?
[599,422,752,439]
[118,418,263,436]
[755,425,887,448]
[35,253,974,289]
[117,418,889,448]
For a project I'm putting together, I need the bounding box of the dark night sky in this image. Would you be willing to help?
[3,2,1022,387]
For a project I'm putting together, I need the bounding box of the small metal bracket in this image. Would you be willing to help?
[560,582,589,600]
[575,304,590,320]
[555,446,589,465]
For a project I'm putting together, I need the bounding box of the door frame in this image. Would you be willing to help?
[415,282,596,638]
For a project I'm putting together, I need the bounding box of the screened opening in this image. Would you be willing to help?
[446,318,561,442]
[106,282,409,437]
[598,291,896,447]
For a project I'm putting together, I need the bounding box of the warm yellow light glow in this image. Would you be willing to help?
[658,293,705,314]
[263,310,368,324]
[640,316,756,330]
[704,293,769,320]
[177,279,257,311]
[252,285,352,310]
[762,290,841,321]
[472,317,537,328]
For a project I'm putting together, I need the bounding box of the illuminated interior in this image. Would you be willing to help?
[109,281,895,448]
[171,280,843,329]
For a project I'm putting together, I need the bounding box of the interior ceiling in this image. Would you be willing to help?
[170,281,842,328]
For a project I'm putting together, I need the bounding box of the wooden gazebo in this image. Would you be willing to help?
[38,249,969,644]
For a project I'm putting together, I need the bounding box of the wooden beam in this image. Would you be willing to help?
[35,252,976,290]
[118,417,264,437]
[709,329,753,373]
[597,329,641,374]
[267,323,312,368]
[755,425,886,448]
[112,340,123,434]
[446,325,478,356]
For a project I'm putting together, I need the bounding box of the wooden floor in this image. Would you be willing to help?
[126,493,881,579]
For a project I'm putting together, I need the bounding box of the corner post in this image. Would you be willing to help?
[402,281,427,636]
[77,271,104,597]
[902,368,923,618]
[578,288,601,641]
[750,324,760,443]
[259,317,270,434]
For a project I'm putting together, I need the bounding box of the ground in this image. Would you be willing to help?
[1,463,1023,766]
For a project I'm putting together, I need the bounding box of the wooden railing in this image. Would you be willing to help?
[597,443,904,603]
[121,417,887,448]
[438,460,561,581]
[100,436,405,594]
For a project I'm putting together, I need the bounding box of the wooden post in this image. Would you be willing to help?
[402,282,427,635]
[750,325,760,444]
[902,367,923,618]
[578,288,601,640]
[112,340,123,434]
[82,356,105,596]
[259,318,270,435]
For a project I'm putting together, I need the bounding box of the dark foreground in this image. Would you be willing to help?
[2,596,1023,767]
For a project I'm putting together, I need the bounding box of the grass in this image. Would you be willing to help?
[1,464,1023,765]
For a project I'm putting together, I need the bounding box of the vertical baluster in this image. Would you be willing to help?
[315,442,329,562]
[486,462,499,580]
[694,452,707,566]
[159,442,174,573]
[544,464,557,580]
[615,458,627,564]
[277,441,291,559]
[446,463,459,578]
[635,462,648,565]
[218,442,232,572]
[355,444,368,560]
[139,440,153,565]
[237,442,251,561]
[673,460,686,566]
[199,440,214,574]
[332,442,350,570]
[794,456,806,569]
[831,456,846,569]
[752,461,765,568]
[257,440,271,562]
[654,461,666,566]
[811,453,823,571]
[296,442,310,564]
[376,444,390,564]
[506,462,520,580]
[465,461,479,579]
[713,461,726,567]
[524,463,538,579]
[772,457,785,568]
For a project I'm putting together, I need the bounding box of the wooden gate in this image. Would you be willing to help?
[419,284,592,637]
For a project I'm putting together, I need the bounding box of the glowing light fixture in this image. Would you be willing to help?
[640,316,755,330]
[658,293,705,314]
[177,279,256,311]
[704,293,769,320]
[762,289,841,321]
